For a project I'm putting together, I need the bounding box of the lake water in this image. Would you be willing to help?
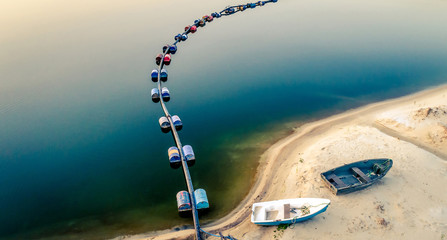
[1,0,447,239]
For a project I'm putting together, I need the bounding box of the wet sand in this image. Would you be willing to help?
[116,84,447,240]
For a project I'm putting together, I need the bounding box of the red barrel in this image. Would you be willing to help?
[190,25,197,33]
[155,54,163,65]
[163,54,171,65]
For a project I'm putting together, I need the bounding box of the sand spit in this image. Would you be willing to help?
[116,84,447,240]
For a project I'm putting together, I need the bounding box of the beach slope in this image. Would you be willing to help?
[117,84,447,240]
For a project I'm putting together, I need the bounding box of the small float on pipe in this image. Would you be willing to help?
[177,191,192,217]
[169,45,177,54]
[151,69,159,82]
[182,145,195,167]
[225,7,235,14]
[168,146,181,169]
[190,25,197,33]
[160,69,168,82]
[159,116,170,133]
[161,87,170,102]
[163,54,171,65]
[151,88,160,103]
[155,54,163,65]
[194,189,209,211]
[171,115,183,131]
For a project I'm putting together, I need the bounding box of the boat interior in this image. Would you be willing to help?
[253,203,312,221]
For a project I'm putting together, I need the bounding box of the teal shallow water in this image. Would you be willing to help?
[1,0,447,239]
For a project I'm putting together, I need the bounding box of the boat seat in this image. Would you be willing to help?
[284,203,290,219]
[351,167,371,183]
[327,174,347,188]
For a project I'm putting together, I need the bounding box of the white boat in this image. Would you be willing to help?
[251,198,330,225]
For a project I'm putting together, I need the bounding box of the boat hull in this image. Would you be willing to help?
[253,204,329,225]
[321,158,393,195]
[251,198,330,226]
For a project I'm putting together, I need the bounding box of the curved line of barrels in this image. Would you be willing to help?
[149,1,278,239]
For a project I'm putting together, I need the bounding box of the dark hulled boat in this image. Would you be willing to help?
[321,158,393,195]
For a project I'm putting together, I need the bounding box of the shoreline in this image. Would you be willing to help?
[116,83,447,240]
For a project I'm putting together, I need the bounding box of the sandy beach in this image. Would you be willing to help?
[117,84,447,240]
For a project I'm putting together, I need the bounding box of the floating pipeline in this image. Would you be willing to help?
[149,1,278,239]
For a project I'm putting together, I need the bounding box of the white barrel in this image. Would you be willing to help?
[158,116,170,133]
[182,145,195,161]
[172,115,182,131]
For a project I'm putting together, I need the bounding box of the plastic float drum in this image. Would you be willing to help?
[168,45,177,54]
[248,3,256,8]
[190,25,197,33]
[151,69,159,82]
[155,54,163,65]
[226,7,235,14]
[177,191,192,212]
[214,12,222,18]
[168,146,181,169]
[151,88,160,103]
[162,44,170,53]
[184,25,191,32]
[171,115,183,131]
[174,34,182,41]
[181,34,188,41]
[158,116,171,133]
[163,54,171,65]
[160,69,168,82]
[194,189,209,210]
[198,20,206,27]
[161,87,170,102]
[182,145,195,167]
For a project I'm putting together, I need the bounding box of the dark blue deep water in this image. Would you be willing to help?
[1,0,447,239]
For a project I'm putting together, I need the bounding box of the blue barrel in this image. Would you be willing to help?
[151,88,160,103]
[174,34,182,41]
[158,116,170,133]
[168,146,181,169]
[161,87,170,102]
[177,191,192,212]
[182,145,195,166]
[160,69,168,82]
[181,34,188,41]
[172,115,182,131]
[194,189,209,210]
[162,44,169,53]
[169,45,177,54]
[151,69,159,82]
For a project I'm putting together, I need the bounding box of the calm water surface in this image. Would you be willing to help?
[1,0,447,239]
